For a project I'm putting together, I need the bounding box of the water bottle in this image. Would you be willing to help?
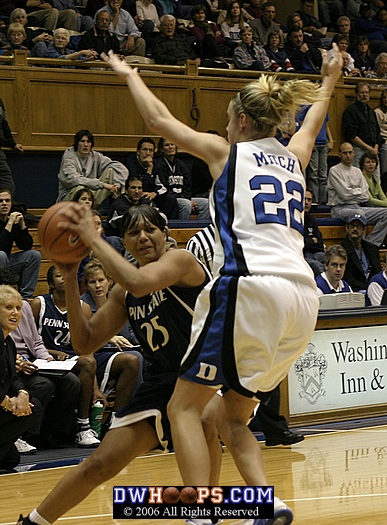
[90,401,104,438]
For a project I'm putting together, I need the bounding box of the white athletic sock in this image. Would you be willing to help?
[77,417,90,428]
[29,509,51,525]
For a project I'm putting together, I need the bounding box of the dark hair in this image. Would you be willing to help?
[136,137,156,150]
[359,151,379,170]
[305,186,313,197]
[0,188,12,198]
[47,265,56,291]
[288,26,304,38]
[73,129,94,151]
[121,204,167,237]
[125,175,143,190]
[0,268,20,286]
[379,88,387,112]
[191,4,209,18]
[157,137,177,156]
[71,187,95,208]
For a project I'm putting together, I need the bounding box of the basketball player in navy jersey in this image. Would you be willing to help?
[17,205,213,525]
[95,45,343,525]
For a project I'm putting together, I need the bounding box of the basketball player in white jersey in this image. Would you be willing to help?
[32,48,342,525]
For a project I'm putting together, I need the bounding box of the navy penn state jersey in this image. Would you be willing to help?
[36,294,75,355]
[125,269,210,376]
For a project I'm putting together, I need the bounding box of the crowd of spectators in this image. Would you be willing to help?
[1,0,387,75]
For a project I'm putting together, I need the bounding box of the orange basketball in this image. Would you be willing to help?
[163,486,180,504]
[180,487,197,504]
[38,202,90,263]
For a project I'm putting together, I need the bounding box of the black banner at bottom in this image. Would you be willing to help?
[113,485,274,520]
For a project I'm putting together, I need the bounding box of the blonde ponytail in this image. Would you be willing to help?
[233,75,324,135]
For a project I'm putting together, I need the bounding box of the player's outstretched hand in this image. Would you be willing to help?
[320,43,343,86]
[101,50,138,81]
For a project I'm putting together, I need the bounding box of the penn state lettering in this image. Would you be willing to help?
[129,290,167,320]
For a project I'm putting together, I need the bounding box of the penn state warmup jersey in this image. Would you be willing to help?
[125,266,210,376]
[36,294,75,355]
[211,138,315,286]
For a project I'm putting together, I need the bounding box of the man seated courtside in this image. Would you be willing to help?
[315,244,352,296]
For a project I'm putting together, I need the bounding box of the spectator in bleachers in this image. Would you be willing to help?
[189,4,227,63]
[233,25,271,70]
[359,151,387,206]
[189,130,219,199]
[342,82,383,176]
[44,27,98,60]
[217,0,252,25]
[375,88,387,188]
[341,50,361,76]
[9,8,52,56]
[0,22,29,55]
[341,213,381,292]
[0,189,40,299]
[327,142,387,247]
[303,187,325,276]
[298,106,332,204]
[96,0,146,56]
[203,0,222,21]
[335,13,387,55]
[26,0,77,31]
[57,129,127,209]
[366,252,387,304]
[0,287,42,472]
[244,0,261,19]
[53,0,94,32]
[315,244,352,295]
[285,26,322,73]
[105,175,154,236]
[151,14,198,63]
[354,3,387,48]
[124,137,179,218]
[248,1,283,46]
[328,34,353,66]
[135,0,160,32]
[264,31,295,72]
[30,265,101,448]
[286,10,322,45]
[296,0,326,37]
[153,0,183,18]
[368,51,387,78]
[0,98,22,197]
[220,0,247,56]
[157,137,209,219]
[318,0,344,31]
[352,35,376,76]
[78,10,121,58]
[71,187,95,209]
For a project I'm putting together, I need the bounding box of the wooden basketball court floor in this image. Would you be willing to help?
[1,424,387,525]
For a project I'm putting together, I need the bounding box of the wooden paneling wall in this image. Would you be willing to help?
[0,55,386,155]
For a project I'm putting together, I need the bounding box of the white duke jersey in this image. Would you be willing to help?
[211,137,315,286]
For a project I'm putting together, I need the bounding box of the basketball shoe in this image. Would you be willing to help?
[234,497,293,525]
[17,515,35,525]
[185,518,223,525]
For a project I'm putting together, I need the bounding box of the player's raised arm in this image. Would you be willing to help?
[102,52,229,177]
[288,44,343,170]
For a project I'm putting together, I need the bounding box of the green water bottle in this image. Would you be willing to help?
[90,400,104,438]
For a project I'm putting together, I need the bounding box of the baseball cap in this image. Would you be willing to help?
[347,213,366,226]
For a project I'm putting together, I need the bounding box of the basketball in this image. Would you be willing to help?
[163,486,180,504]
[180,486,197,504]
[38,202,90,263]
